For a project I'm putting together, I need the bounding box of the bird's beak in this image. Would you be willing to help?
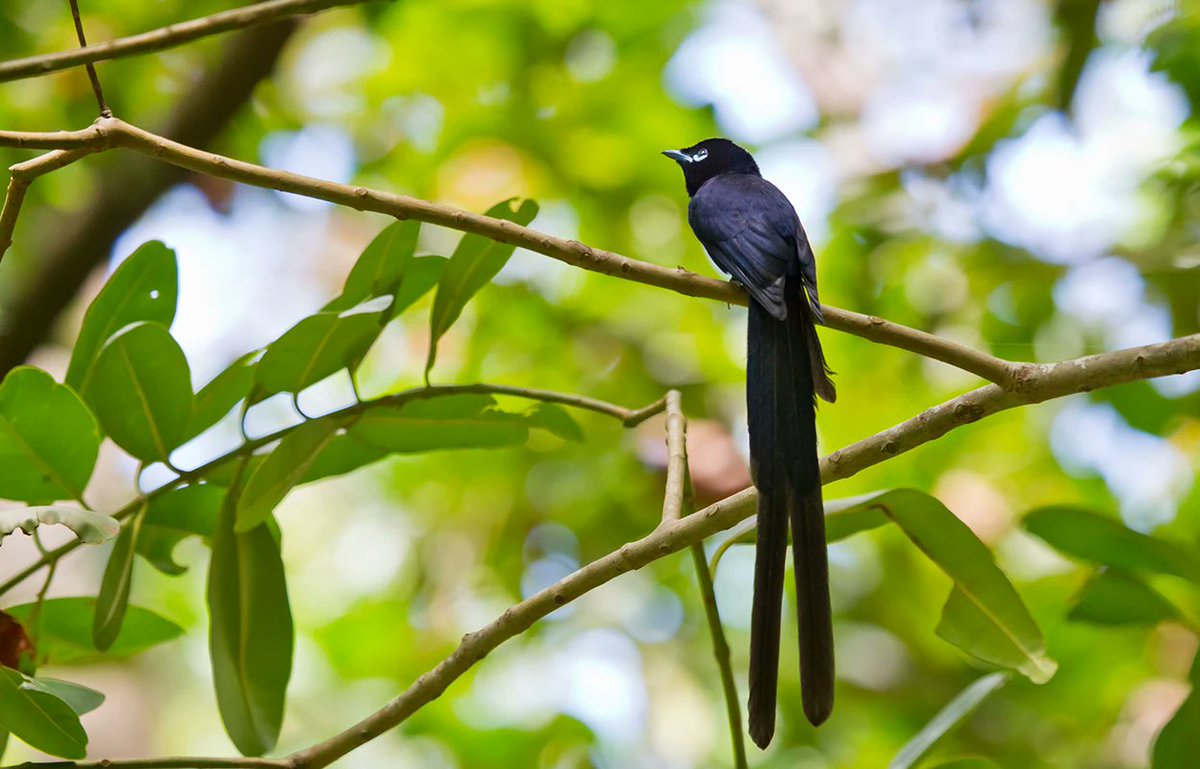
[661,149,691,163]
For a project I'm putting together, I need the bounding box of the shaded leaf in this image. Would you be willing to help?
[0,505,118,545]
[236,419,344,532]
[1024,506,1200,584]
[5,599,183,664]
[1153,686,1200,769]
[300,433,388,484]
[425,198,538,377]
[66,241,177,392]
[890,673,1009,769]
[389,255,446,317]
[20,678,104,716]
[350,394,529,453]
[93,507,145,651]
[81,322,194,463]
[137,485,226,575]
[0,367,100,504]
[0,668,85,759]
[1068,570,1181,626]
[927,760,1003,769]
[326,220,420,312]
[525,403,584,442]
[253,301,389,401]
[208,499,293,756]
[937,587,1056,684]
[184,352,259,442]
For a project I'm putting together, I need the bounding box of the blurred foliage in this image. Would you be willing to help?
[0,1,1197,768]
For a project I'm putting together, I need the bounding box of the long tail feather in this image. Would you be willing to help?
[746,279,834,747]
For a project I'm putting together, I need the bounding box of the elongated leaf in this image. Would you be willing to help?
[208,500,293,756]
[1153,652,1200,768]
[253,301,389,401]
[0,505,118,545]
[937,587,1056,683]
[0,668,86,759]
[67,241,178,391]
[326,220,420,312]
[137,485,226,575]
[389,255,446,317]
[81,322,194,463]
[425,198,538,377]
[0,367,100,504]
[93,507,145,651]
[1068,570,1181,626]
[20,678,104,716]
[5,598,183,664]
[890,673,1009,769]
[350,394,529,453]
[236,419,344,532]
[1024,506,1200,584]
[525,403,584,442]
[184,353,259,442]
[927,760,1002,769]
[300,433,388,484]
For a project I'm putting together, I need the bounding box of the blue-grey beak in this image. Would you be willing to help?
[662,149,691,163]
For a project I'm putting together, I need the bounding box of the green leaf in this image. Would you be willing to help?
[253,301,390,401]
[937,587,1056,684]
[20,678,104,716]
[927,760,1003,769]
[389,256,446,317]
[184,353,259,442]
[1153,688,1200,768]
[93,507,145,651]
[425,198,538,378]
[236,419,344,532]
[0,668,86,759]
[0,367,100,504]
[0,505,118,545]
[137,485,226,575]
[208,499,294,756]
[5,598,183,664]
[1067,570,1181,626]
[1024,506,1200,584]
[81,321,194,463]
[300,433,388,484]
[326,220,420,312]
[66,241,178,392]
[525,403,584,442]
[350,394,530,453]
[890,673,1009,769]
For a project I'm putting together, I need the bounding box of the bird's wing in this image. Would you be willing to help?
[688,175,815,321]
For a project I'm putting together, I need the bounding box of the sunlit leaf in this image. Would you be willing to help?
[235,418,345,532]
[926,759,1003,769]
[5,598,183,664]
[425,198,538,378]
[93,507,145,651]
[81,321,194,463]
[0,505,118,545]
[208,500,293,756]
[937,587,1056,684]
[0,367,100,504]
[1067,570,1181,626]
[1024,506,1200,584]
[0,668,86,759]
[890,673,1009,769]
[66,241,177,392]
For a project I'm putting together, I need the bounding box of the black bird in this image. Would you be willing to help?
[664,138,836,747]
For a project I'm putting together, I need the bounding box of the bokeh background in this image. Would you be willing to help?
[1,0,1199,767]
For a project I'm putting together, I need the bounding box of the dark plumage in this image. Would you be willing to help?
[664,138,836,746]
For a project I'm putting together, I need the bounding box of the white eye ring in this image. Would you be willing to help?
[692,148,708,162]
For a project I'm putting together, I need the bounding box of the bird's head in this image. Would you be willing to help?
[662,137,760,196]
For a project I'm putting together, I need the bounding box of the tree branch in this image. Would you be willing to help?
[6,758,288,769]
[0,117,1019,387]
[284,332,1200,769]
[0,148,95,261]
[0,0,375,84]
[67,0,110,117]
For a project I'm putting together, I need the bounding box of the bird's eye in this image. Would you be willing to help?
[692,149,709,162]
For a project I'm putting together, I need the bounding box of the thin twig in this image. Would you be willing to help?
[66,0,110,117]
[0,149,94,260]
[283,332,1200,769]
[5,758,288,769]
[0,0,373,84]
[0,118,1017,386]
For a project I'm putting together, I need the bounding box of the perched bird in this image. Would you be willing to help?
[664,138,836,747]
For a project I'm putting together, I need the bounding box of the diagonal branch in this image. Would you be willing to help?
[283,332,1200,769]
[0,148,95,261]
[0,0,375,84]
[0,118,1018,387]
